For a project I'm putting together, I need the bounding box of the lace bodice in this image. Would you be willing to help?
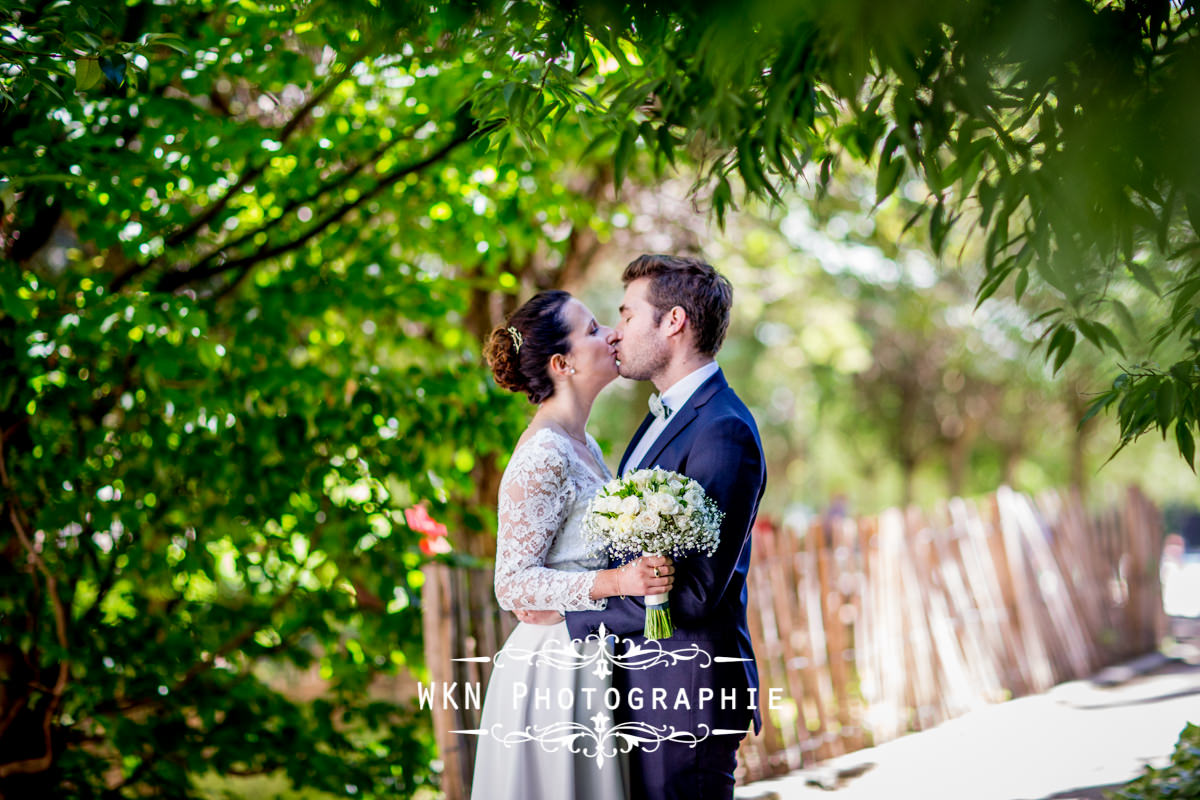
[493,427,612,612]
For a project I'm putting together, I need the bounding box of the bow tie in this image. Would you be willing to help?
[648,393,673,421]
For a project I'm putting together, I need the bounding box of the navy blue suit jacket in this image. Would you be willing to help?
[566,368,766,735]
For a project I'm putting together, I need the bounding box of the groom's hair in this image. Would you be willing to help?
[622,255,733,356]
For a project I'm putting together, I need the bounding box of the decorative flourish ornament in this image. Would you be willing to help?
[456,720,742,766]
[451,626,752,764]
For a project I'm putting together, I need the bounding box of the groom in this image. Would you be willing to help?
[575,254,766,800]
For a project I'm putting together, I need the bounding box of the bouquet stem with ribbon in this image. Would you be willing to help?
[641,550,673,639]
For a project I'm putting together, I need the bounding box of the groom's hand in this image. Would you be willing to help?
[514,609,564,625]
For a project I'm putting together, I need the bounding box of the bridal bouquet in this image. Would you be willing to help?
[582,468,724,640]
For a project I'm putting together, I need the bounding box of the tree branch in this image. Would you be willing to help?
[184,132,412,281]
[0,693,28,742]
[0,497,70,778]
[1,418,28,445]
[155,117,493,294]
[162,37,379,249]
[173,582,301,690]
[96,602,290,717]
[108,37,380,294]
[206,260,256,304]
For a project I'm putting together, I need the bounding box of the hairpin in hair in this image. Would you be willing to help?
[507,326,523,354]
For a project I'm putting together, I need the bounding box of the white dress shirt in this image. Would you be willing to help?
[623,361,720,475]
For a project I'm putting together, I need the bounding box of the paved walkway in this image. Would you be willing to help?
[737,656,1200,800]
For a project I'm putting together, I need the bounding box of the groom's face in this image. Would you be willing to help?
[614,278,670,381]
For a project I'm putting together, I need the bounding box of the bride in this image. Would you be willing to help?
[473,290,674,800]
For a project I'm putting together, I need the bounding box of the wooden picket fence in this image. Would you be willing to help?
[422,485,1165,797]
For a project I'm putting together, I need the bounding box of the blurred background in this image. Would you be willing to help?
[2,1,1198,798]
[578,175,1199,519]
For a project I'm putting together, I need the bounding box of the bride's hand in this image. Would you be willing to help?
[616,555,674,596]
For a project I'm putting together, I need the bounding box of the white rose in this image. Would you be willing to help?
[617,514,635,535]
[668,479,684,493]
[648,491,679,516]
[634,510,660,535]
[619,495,642,515]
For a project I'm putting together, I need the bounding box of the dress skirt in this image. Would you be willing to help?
[469,620,628,800]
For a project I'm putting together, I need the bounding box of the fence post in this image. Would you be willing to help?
[421,563,470,800]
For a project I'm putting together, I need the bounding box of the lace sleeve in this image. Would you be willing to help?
[494,433,605,612]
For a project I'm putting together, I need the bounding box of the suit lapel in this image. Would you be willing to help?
[619,413,656,476]
[635,403,697,472]
[634,369,729,472]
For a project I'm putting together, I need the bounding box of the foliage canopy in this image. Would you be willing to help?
[451,0,1200,467]
[3,0,1198,796]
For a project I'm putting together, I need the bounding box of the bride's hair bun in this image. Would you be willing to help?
[485,327,527,394]
[484,290,573,404]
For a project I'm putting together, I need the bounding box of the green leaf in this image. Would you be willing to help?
[978,179,998,227]
[1109,298,1139,337]
[1049,325,1076,374]
[929,199,948,255]
[1076,319,1105,352]
[1079,391,1114,429]
[1186,192,1200,237]
[1092,321,1125,356]
[1171,276,1200,324]
[875,154,904,204]
[1176,420,1195,471]
[578,130,613,162]
[1033,254,1074,298]
[738,139,765,193]
[975,261,1011,309]
[713,175,732,229]
[1030,307,1063,326]
[613,125,636,192]
[874,129,905,202]
[139,32,190,55]
[1014,267,1029,302]
[75,57,102,92]
[1157,380,1177,433]
[655,124,677,168]
[1127,261,1161,297]
[901,204,928,236]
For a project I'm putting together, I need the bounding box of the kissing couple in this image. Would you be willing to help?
[471,254,767,800]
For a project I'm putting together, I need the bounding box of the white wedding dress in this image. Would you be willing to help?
[469,427,628,800]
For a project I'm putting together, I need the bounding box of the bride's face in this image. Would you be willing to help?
[559,298,619,389]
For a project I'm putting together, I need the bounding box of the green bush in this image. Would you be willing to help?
[1110,723,1200,800]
